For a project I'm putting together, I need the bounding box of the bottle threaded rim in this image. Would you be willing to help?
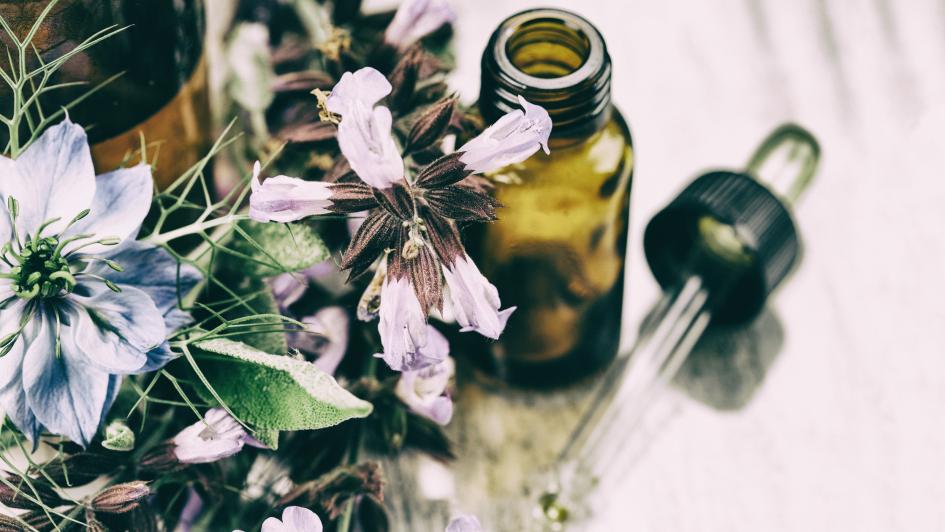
[480,8,612,139]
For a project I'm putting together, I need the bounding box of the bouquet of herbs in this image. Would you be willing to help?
[0,1,550,531]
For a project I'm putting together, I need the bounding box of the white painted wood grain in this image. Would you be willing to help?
[409,0,945,530]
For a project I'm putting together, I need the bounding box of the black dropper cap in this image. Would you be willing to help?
[643,124,820,325]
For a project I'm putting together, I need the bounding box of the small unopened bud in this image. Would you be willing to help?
[98,237,121,246]
[102,421,135,452]
[104,260,123,272]
[0,476,63,511]
[6,197,17,219]
[91,481,150,514]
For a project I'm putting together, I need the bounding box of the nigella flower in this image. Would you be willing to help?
[248,68,551,372]
[235,506,323,532]
[173,408,266,464]
[0,119,200,446]
[327,68,404,189]
[446,514,483,532]
[396,346,454,425]
[384,0,457,49]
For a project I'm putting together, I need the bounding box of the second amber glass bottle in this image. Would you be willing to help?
[469,8,634,388]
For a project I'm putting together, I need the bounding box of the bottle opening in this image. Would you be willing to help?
[480,9,612,139]
[505,17,591,79]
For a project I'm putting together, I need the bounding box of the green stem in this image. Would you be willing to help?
[144,214,244,247]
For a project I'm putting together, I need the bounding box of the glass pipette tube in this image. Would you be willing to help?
[531,125,821,530]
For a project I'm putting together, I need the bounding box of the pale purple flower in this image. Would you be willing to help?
[446,514,483,532]
[236,506,322,532]
[292,306,349,375]
[249,161,333,222]
[173,408,267,464]
[385,0,457,48]
[396,351,454,425]
[442,254,514,340]
[177,486,204,532]
[0,119,200,446]
[327,68,404,189]
[458,95,552,174]
[377,276,443,371]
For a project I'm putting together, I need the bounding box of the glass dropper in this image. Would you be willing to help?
[530,124,821,530]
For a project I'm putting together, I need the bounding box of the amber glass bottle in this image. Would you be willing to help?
[471,8,633,388]
[0,0,209,188]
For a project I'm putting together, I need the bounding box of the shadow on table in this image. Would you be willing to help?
[670,307,784,410]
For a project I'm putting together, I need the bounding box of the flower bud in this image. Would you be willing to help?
[91,481,150,514]
[0,475,63,511]
[101,421,135,452]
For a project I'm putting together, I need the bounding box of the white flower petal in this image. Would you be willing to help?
[280,506,323,532]
[443,255,513,339]
[377,276,431,371]
[10,119,96,236]
[65,164,153,254]
[385,0,456,48]
[249,168,333,223]
[22,312,110,446]
[326,67,391,116]
[458,97,552,174]
[336,105,404,189]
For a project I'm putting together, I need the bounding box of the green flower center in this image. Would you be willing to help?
[10,235,76,299]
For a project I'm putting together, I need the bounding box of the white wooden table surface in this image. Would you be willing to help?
[393,0,945,530]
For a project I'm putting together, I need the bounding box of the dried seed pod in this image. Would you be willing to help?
[139,443,184,474]
[0,510,53,532]
[0,476,63,511]
[404,96,457,153]
[91,481,150,514]
[275,121,337,144]
[271,70,335,94]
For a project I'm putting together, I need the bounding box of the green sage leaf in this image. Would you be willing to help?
[192,338,372,449]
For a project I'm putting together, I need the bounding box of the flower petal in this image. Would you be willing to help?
[10,119,96,236]
[0,338,40,442]
[336,105,404,189]
[446,514,483,532]
[70,283,165,369]
[377,275,432,371]
[22,312,109,446]
[326,67,391,116]
[250,162,334,222]
[94,240,201,333]
[64,164,153,254]
[280,506,323,532]
[443,254,513,339]
[385,0,456,48]
[458,97,552,174]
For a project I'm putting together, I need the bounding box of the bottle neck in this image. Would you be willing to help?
[479,8,613,144]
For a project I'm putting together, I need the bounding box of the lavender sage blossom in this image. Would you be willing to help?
[458,95,552,174]
[173,408,266,464]
[247,68,551,372]
[384,0,457,49]
[327,68,404,190]
[235,506,323,532]
[0,119,200,446]
[446,514,483,532]
[396,347,454,425]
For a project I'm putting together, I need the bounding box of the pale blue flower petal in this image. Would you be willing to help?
[446,514,482,532]
[0,339,40,442]
[71,283,166,362]
[22,312,109,446]
[139,342,179,373]
[7,119,96,237]
[65,164,153,254]
[66,303,148,374]
[93,240,201,331]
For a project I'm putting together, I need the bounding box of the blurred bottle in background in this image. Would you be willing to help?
[0,0,210,188]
